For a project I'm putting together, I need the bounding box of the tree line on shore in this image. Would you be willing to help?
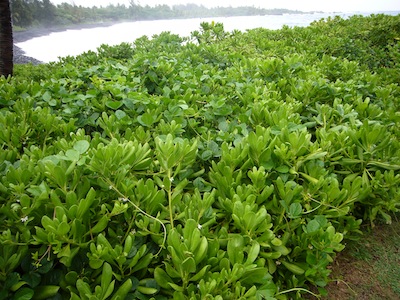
[10,0,305,29]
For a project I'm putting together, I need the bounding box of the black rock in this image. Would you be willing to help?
[13,44,43,65]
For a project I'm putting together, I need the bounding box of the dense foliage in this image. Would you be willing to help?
[10,0,303,29]
[1,13,400,299]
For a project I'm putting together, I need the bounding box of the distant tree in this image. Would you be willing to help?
[10,0,34,27]
[0,0,13,77]
[32,0,57,26]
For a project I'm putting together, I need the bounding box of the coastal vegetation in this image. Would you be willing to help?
[10,0,305,29]
[0,13,400,299]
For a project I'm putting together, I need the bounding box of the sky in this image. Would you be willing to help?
[51,0,400,13]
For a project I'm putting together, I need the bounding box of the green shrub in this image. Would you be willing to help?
[1,14,399,300]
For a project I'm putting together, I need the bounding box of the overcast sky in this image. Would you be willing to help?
[51,0,400,13]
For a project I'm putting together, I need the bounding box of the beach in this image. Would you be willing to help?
[13,22,117,64]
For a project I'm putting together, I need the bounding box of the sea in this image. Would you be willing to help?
[15,11,399,63]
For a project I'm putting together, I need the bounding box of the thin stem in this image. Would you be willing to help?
[167,170,174,229]
[276,287,321,298]
[103,177,167,257]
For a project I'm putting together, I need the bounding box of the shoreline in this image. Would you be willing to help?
[12,10,399,43]
[13,21,119,44]
[13,22,119,65]
[10,12,332,44]
[13,44,43,65]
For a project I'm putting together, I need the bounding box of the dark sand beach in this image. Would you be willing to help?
[13,21,117,43]
[13,22,118,64]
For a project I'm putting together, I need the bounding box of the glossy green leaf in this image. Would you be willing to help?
[307,220,321,234]
[137,113,156,127]
[32,286,60,300]
[105,100,123,110]
[74,140,90,154]
[14,287,34,300]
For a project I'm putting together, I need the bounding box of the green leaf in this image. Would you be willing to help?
[201,150,213,161]
[307,220,321,233]
[227,235,244,264]
[105,100,123,110]
[303,151,327,161]
[70,293,80,300]
[182,219,197,241]
[57,221,70,236]
[241,267,271,285]
[276,165,289,173]
[136,286,158,295]
[21,273,41,288]
[41,215,56,232]
[282,261,305,275]
[65,272,78,285]
[164,262,181,278]
[288,203,302,219]
[131,253,153,273]
[189,265,210,282]
[137,113,156,127]
[74,140,90,154]
[89,259,103,270]
[111,279,132,300]
[10,281,28,293]
[102,280,115,299]
[42,91,51,102]
[246,241,260,265]
[193,237,208,264]
[32,286,60,300]
[76,279,92,298]
[65,149,80,161]
[90,215,109,234]
[181,257,196,274]
[218,120,229,132]
[115,110,127,120]
[367,161,400,170]
[77,188,96,219]
[154,267,174,289]
[101,263,113,292]
[14,287,34,300]
[167,282,184,292]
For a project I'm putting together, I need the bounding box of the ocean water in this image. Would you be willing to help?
[16,11,399,63]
